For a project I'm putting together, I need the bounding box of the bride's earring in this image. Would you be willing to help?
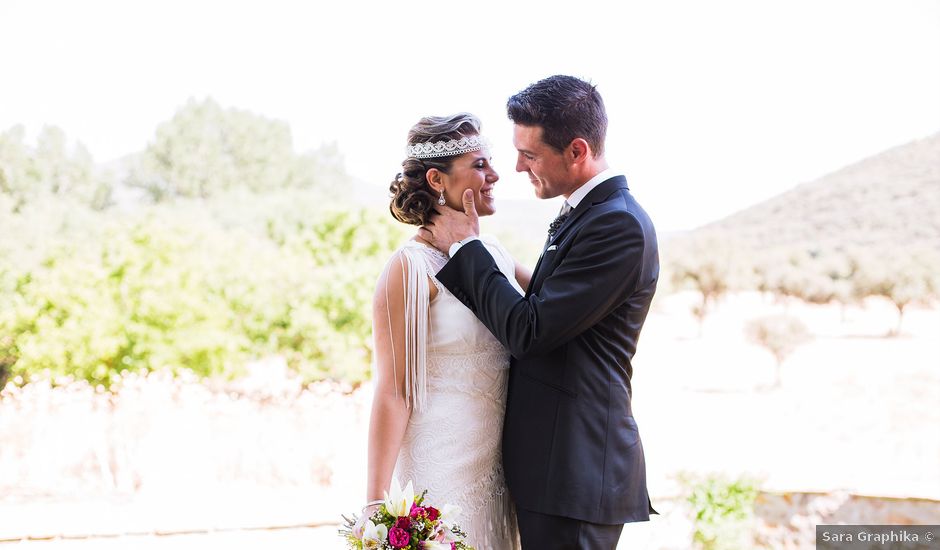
[437,189,446,206]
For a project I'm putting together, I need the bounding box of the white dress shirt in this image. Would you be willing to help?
[563,167,622,210]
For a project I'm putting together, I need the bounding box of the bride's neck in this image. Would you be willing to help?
[413,234,434,248]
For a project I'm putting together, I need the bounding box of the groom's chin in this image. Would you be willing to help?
[532,185,553,200]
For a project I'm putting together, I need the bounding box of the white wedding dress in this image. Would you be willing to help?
[391,237,522,550]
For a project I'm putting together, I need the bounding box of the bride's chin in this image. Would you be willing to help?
[479,197,496,216]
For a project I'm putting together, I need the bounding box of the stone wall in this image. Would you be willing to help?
[754,492,940,549]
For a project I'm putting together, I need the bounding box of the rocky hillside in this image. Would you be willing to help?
[698,132,940,253]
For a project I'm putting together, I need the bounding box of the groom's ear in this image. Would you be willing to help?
[567,138,592,165]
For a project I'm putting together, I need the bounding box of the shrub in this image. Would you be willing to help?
[0,195,407,388]
[684,474,760,550]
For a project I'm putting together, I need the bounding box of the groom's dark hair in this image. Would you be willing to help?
[507,75,608,157]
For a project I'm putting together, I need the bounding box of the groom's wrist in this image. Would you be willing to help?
[448,236,480,258]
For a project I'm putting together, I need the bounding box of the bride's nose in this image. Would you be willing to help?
[486,167,499,183]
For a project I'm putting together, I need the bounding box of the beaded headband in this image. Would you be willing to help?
[406,134,491,159]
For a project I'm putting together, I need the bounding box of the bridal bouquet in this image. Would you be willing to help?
[340,479,475,550]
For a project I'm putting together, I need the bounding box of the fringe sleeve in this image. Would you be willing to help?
[395,246,431,412]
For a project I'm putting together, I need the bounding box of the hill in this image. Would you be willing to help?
[697,132,940,253]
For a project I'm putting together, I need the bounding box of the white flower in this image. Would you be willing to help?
[361,519,388,549]
[436,528,458,545]
[383,478,415,517]
[440,503,462,527]
[420,542,452,550]
[352,515,366,539]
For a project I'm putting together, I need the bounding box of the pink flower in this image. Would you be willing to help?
[394,516,411,530]
[425,506,440,521]
[410,503,427,519]
[388,526,410,548]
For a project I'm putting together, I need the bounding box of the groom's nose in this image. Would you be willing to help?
[515,153,527,173]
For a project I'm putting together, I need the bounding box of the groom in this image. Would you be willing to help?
[420,75,658,549]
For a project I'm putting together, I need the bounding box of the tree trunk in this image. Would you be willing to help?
[695,293,709,338]
[890,302,907,337]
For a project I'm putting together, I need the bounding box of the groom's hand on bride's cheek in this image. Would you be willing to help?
[420,189,479,254]
[458,188,478,220]
[433,189,479,237]
[447,190,479,241]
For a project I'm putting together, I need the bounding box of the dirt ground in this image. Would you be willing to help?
[2,292,937,549]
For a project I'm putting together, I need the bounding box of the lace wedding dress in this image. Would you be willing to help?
[391,236,522,550]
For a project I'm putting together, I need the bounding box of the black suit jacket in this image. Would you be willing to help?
[436,176,658,524]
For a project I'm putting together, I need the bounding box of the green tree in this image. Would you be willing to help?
[666,233,750,335]
[754,248,855,307]
[0,125,111,210]
[851,246,940,335]
[746,314,811,388]
[0,199,406,388]
[129,98,340,200]
[0,125,32,202]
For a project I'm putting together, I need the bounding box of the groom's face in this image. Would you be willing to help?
[513,124,572,200]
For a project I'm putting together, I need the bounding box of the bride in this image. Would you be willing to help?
[365,113,528,549]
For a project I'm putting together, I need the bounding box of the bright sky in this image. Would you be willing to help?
[2,0,938,231]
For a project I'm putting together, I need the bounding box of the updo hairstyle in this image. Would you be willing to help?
[389,113,482,226]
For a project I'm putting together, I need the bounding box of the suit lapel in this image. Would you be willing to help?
[527,176,629,295]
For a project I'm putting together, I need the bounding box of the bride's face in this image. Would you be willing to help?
[439,148,499,217]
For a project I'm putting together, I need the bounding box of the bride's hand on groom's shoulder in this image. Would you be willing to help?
[419,189,480,254]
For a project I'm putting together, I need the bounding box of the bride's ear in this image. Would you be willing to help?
[426,168,445,193]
